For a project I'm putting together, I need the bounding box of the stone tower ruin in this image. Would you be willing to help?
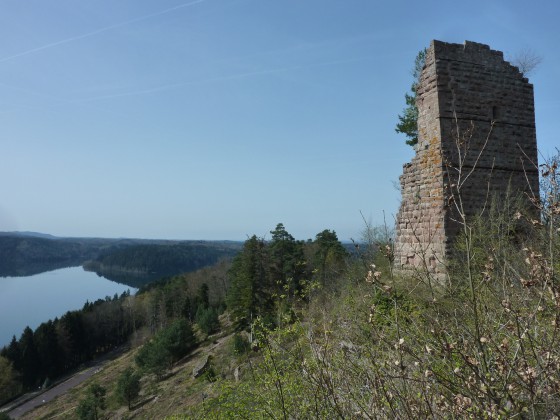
[394,40,539,275]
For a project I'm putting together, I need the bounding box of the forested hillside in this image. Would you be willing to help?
[7,161,560,419]
[82,242,241,285]
[0,234,242,282]
[0,223,353,417]
[0,236,107,276]
[0,258,232,408]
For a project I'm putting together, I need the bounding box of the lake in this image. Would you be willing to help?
[0,266,137,348]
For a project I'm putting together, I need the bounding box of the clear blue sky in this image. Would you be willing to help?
[1,0,558,241]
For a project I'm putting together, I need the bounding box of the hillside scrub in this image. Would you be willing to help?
[179,160,560,418]
[0,260,231,407]
[135,318,197,378]
[8,195,560,418]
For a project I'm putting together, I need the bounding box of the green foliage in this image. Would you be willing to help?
[201,364,217,383]
[368,288,415,327]
[231,333,251,356]
[396,48,426,147]
[115,367,141,410]
[195,306,220,335]
[313,229,348,286]
[269,223,307,298]
[0,355,20,405]
[136,318,197,377]
[76,383,106,420]
[196,283,210,309]
[84,243,239,279]
[135,339,172,378]
[227,224,348,328]
[0,235,108,277]
[0,242,230,407]
[226,235,270,326]
[395,92,419,146]
[18,327,39,389]
[191,180,560,418]
[159,318,197,361]
[33,320,62,380]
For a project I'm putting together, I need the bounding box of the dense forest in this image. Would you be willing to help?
[83,242,241,282]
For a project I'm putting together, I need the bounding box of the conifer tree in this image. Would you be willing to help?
[269,223,307,299]
[395,49,426,147]
[116,367,141,410]
[313,230,348,285]
[76,383,106,420]
[19,327,39,389]
[227,235,270,325]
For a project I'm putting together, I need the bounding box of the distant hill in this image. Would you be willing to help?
[0,231,59,239]
[0,233,242,280]
[83,242,242,287]
[0,235,121,277]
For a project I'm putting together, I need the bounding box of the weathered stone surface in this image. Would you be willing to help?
[193,355,210,378]
[394,40,539,276]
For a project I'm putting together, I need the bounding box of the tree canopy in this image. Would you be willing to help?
[226,224,348,327]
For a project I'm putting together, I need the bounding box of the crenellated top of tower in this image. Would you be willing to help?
[416,39,535,133]
[429,40,528,83]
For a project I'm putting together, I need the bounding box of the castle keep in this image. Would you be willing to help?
[394,40,539,274]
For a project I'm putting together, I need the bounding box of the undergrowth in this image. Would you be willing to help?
[177,156,560,419]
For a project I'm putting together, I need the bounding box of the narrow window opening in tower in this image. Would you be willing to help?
[492,106,499,121]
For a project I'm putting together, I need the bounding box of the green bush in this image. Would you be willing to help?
[195,306,220,335]
[136,318,197,377]
[231,333,251,356]
[115,367,141,410]
[76,383,106,420]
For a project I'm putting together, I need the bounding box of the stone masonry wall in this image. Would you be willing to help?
[394,40,539,275]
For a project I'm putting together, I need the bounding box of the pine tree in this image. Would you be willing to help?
[227,236,270,325]
[34,320,61,380]
[314,230,348,285]
[116,367,141,410]
[19,327,39,389]
[76,383,106,420]
[269,223,307,300]
[395,49,426,147]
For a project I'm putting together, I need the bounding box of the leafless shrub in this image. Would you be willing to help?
[510,48,543,77]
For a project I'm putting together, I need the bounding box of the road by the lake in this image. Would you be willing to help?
[4,347,126,419]
[7,366,101,419]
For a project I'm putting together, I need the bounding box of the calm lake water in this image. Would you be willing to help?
[0,266,137,348]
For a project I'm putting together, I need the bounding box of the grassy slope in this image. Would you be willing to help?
[20,321,238,419]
